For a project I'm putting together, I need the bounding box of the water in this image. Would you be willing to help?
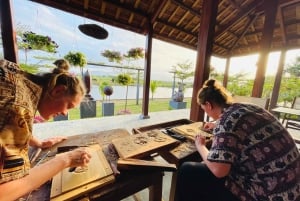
[90,85,194,101]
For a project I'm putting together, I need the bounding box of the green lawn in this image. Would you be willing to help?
[67,98,191,120]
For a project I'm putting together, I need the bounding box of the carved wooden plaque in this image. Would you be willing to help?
[112,129,179,159]
[50,144,115,201]
[172,122,212,141]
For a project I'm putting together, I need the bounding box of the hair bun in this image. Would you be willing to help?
[204,79,216,87]
[53,59,70,74]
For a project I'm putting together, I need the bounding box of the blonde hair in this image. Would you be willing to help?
[197,79,233,107]
[25,59,85,98]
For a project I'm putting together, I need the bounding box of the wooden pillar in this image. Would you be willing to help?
[190,0,219,121]
[269,50,286,109]
[252,0,279,97]
[140,24,153,119]
[223,57,230,88]
[0,0,18,62]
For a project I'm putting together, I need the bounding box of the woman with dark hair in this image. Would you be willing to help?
[0,59,91,200]
[176,79,300,201]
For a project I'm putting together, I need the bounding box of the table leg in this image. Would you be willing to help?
[168,171,178,201]
[149,172,163,201]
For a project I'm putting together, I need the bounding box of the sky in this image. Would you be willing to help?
[11,0,300,81]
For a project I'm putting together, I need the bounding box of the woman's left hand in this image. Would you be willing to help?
[195,134,206,148]
[40,136,67,148]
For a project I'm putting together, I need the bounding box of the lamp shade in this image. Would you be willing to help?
[78,24,108,39]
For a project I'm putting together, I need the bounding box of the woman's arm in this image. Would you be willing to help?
[0,148,91,201]
[195,135,231,178]
[29,135,67,148]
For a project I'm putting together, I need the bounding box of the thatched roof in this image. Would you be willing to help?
[30,0,300,57]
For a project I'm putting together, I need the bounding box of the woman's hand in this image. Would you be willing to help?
[29,136,67,149]
[202,122,215,131]
[65,147,92,168]
[195,134,206,148]
[40,136,67,148]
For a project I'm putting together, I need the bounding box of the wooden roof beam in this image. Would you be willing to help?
[151,0,169,24]
[215,0,263,38]
[171,0,201,17]
[278,6,287,45]
[229,14,259,52]
[156,19,197,38]
[227,0,240,10]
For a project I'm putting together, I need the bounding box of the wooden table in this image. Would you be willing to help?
[132,119,209,201]
[272,106,300,119]
[27,128,164,201]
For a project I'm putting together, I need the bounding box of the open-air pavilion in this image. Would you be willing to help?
[1,1,300,200]
[1,0,300,121]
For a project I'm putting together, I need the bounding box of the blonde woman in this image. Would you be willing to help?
[177,79,300,201]
[0,59,91,201]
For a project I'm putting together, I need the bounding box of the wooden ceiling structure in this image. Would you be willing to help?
[1,0,300,121]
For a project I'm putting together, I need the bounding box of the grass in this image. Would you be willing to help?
[67,98,192,120]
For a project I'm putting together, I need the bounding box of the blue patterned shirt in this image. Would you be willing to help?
[208,103,300,201]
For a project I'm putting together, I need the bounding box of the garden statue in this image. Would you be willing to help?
[172,82,185,102]
[83,69,93,100]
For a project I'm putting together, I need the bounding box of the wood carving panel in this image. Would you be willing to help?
[112,130,179,159]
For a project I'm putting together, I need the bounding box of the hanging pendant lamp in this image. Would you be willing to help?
[78,24,108,39]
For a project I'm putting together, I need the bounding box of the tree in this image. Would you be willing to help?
[64,51,87,76]
[171,60,194,84]
[116,73,133,114]
[101,47,144,113]
[285,56,300,77]
[101,50,122,63]
[101,47,144,69]
[17,31,58,64]
[150,81,158,100]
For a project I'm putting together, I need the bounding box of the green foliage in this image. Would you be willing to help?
[116,73,133,112]
[227,79,253,96]
[101,50,122,63]
[116,74,132,86]
[279,77,300,104]
[285,56,300,77]
[101,47,144,65]
[18,31,58,52]
[64,51,87,67]
[99,81,109,100]
[172,60,194,84]
[19,63,39,74]
[125,48,144,59]
[150,81,158,100]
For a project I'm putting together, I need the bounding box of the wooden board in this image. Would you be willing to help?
[117,158,177,171]
[112,129,179,159]
[50,144,115,201]
[172,122,213,141]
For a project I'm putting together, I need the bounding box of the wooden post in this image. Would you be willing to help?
[269,50,286,109]
[1,0,18,62]
[190,0,219,121]
[140,23,153,119]
[223,57,230,88]
[252,0,279,97]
